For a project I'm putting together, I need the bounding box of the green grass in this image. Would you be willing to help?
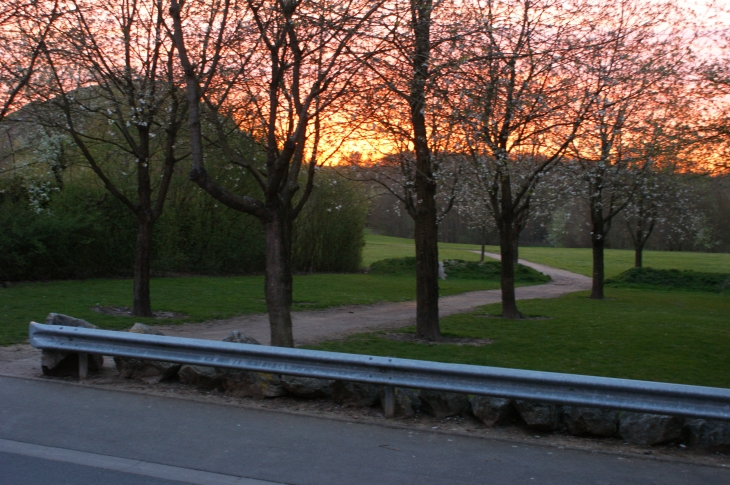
[310,289,730,388]
[362,234,483,266]
[363,234,730,278]
[607,267,730,293]
[0,273,505,346]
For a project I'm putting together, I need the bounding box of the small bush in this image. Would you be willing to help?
[369,256,418,275]
[292,171,367,273]
[443,259,550,283]
[606,267,730,293]
[369,257,551,283]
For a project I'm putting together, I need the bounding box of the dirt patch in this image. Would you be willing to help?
[90,306,188,319]
[382,332,493,346]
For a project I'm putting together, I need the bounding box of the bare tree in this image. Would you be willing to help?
[340,0,469,340]
[0,0,60,122]
[169,0,383,347]
[33,0,186,316]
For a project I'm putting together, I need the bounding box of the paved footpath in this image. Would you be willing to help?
[153,254,592,346]
[1,376,726,485]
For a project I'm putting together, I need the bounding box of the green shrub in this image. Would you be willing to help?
[368,257,551,283]
[0,184,136,280]
[0,170,367,280]
[292,171,367,273]
[443,259,550,282]
[368,256,418,275]
[606,267,730,293]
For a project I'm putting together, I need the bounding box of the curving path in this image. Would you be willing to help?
[154,252,590,345]
[0,254,590,378]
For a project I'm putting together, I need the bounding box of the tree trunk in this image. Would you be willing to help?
[634,243,643,268]
[499,218,523,319]
[133,217,154,317]
[590,235,605,299]
[512,233,519,264]
[408,0,441,341]
[414,204,441,340]
[263,211,294,347]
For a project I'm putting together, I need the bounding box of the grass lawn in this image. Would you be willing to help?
[362,234,484,266]
[310,288,730,388]
[0,273,506,346]
[364,234,730,278]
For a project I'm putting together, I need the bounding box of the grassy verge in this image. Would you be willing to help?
[362,234,483,266]
[309,289,730,388]
[0,273,509,346]
[364,234,730,277]
[607,267,730,293]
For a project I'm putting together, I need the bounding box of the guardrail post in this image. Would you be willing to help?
[383,385,395,418]
[78,353,88,380]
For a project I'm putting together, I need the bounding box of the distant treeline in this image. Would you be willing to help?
[369,174,730,254]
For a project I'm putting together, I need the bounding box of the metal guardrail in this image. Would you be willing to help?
[29,322,730,420]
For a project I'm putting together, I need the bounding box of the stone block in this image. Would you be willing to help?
[618,412,683,445]
[419,390,470,418]
[563,406,619,437]
[281,375,332,399]
[515,400,561,431]
[684,419,730,451]
[41,313,103,376]
[331,381,380,407]
[471,396,514,426]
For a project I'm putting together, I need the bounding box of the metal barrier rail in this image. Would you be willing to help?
[29,322,730,420]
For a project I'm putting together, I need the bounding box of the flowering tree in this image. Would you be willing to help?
[32,0,186,316]
[568,0,691,299]
[453,0,605,318]
[170,0,384,347]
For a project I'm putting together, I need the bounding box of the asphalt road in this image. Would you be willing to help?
[0,376,726,485]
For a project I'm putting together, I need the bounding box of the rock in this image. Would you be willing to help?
[684,419,730,451]
[470,396,514,426]
[419,390,470,418]
[114,323,180,383]
[115,358,181,384]
[380,387,421,417]
[331,381,381,407]
[618,412,683,445]
[281,375,332,398]
[223,330,261,345]
[515,400,561,431]
[41,313,104,376]
[46,313,97,329]
[178,365,221,390]
[217,369,286,399]
[128,322,164,335]
[562,406,619,437]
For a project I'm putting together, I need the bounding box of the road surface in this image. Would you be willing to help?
[0,376,725,485]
